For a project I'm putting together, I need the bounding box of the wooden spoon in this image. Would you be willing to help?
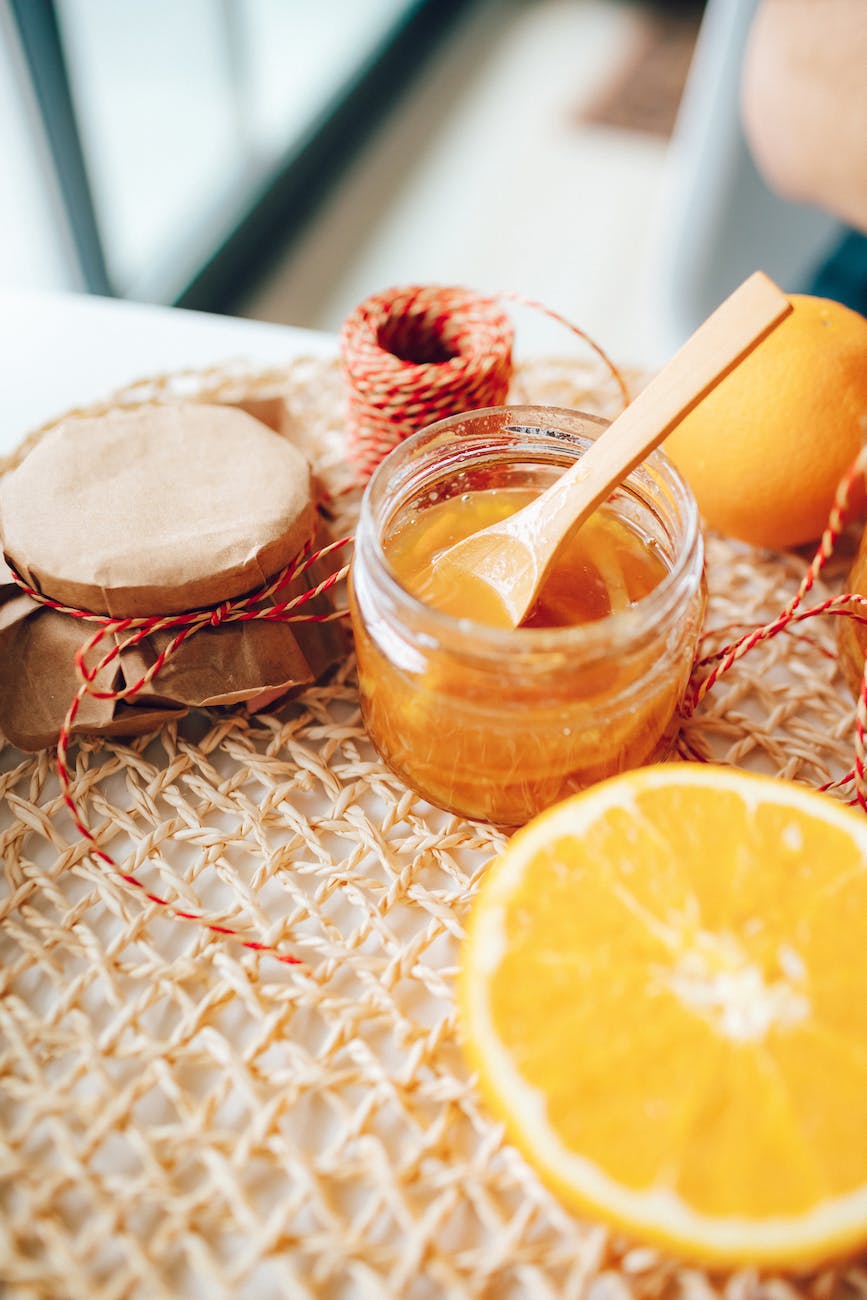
[431,271,793,628]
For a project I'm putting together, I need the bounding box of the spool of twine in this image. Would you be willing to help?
[340,285,515,478]
[340,283,629,479]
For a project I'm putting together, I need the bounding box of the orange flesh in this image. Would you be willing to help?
[459,767,867,1268]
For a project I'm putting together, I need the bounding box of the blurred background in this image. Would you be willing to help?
[0,0,844,367]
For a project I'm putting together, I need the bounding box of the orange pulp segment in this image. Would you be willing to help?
[459,764,867,1268]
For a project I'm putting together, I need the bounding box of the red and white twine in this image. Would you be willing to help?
[9,533,352,967]
[682,441,867,809]
[6,283,631,966]
[9,282,867,964]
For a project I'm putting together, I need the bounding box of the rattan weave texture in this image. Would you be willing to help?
[1,356,864,1299]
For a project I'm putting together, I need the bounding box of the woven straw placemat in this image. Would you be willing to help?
[1,356,864,1300]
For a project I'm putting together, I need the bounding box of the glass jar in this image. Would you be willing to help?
[349,406,706,826]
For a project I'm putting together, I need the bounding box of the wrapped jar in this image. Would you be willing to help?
[0,403,345,750]
[349,406,706,825]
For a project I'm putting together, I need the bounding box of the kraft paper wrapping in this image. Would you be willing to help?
[0,403,346,751]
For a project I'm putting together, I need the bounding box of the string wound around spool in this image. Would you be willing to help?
[340,285,515,479]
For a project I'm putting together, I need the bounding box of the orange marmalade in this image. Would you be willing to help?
[350,406,705,825]
[387,486,667,627]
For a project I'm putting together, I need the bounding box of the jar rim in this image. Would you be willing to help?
[356,404,703,657]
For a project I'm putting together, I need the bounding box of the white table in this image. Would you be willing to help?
[0,289,337,451]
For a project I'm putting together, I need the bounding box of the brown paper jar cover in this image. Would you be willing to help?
[0,403,316,617]
[0,405,346,751]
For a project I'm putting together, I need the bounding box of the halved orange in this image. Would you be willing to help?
[459,764,867,1269]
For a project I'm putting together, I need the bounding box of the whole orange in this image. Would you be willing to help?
[664,294,867,549]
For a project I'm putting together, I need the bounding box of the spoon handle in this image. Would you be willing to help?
[533,271,793,560]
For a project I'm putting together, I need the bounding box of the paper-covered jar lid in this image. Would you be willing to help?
[0,403,315,617]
